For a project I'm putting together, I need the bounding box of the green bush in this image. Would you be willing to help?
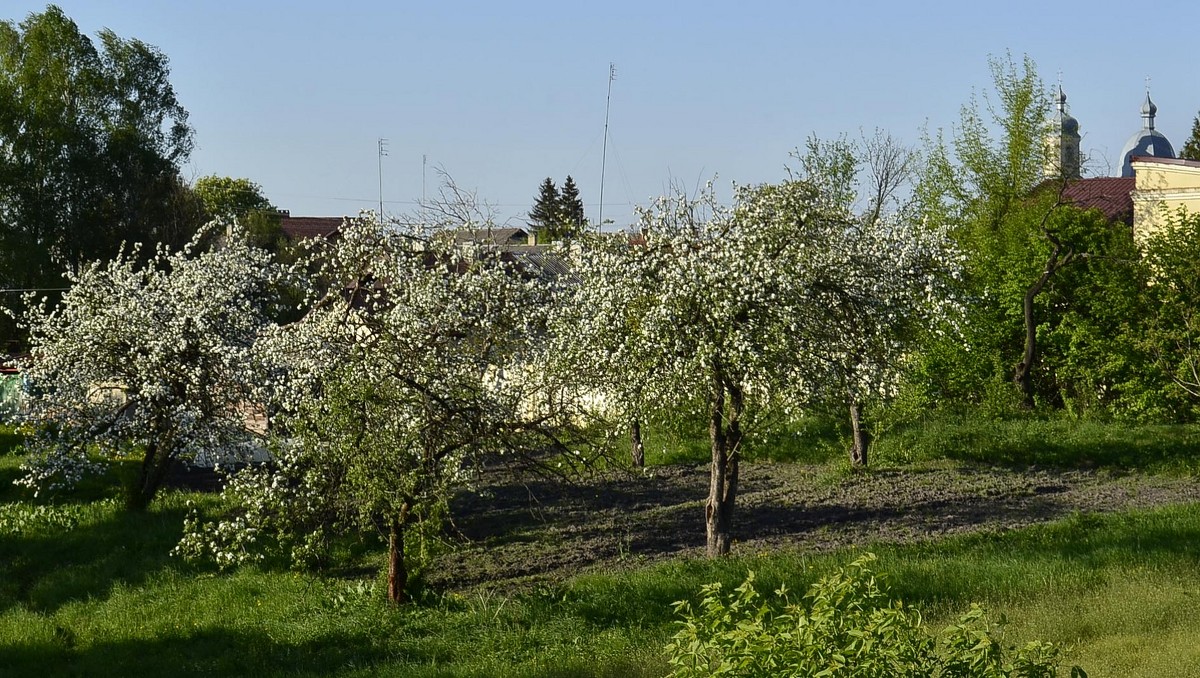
[665,553,1086,677]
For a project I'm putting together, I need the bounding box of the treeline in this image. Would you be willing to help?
[0,6,286,349]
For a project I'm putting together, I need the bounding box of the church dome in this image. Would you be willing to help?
[1045,85,1082,180]
[1055,87,1079,135]
[1120,91,1174,177]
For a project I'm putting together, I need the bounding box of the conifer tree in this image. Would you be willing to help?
[529,178,561,236]
[1180,112,1200,161]
[560,175,586,233]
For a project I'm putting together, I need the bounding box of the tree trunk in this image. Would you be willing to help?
[848,399,869,468]
[387,514,408,604]
[630,418,645,468]
[1014,247,1072,408]
[705,377,743,558]
[126,440,169,512]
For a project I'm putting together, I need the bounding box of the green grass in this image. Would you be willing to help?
[0,424,24,456]
[642,410,845,466]
[873,413,1200,473]
[3,416,1200,676]
[641,407,1200,475]
[2,476,1199,675]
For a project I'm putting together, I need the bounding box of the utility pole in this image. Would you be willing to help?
[378,138,389,222]
[599,63,616,231]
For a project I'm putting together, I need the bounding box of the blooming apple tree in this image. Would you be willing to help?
[14,223,284,510]
[176,217,570,603]
[560,177,959,557]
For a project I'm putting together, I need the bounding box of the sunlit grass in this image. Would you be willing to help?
[642,407,1200,475]
[4,488,1197,675]
[3,414,1200,676]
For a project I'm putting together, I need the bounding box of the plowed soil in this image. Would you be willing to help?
[433,462,1200,591]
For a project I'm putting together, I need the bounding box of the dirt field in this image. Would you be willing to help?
[434,461,1200,591]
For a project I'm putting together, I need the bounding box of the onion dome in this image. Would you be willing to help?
[1120,91,1175,177]
[1056,86,1079,135]
[1046,85,1082,180]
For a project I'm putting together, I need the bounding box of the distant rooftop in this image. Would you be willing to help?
[1128,155,1200,169]
[1061,177,1135,224]
[279,214,345,241]
[451,227,531,246]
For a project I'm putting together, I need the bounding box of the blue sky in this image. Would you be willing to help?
[10,1,1200,228]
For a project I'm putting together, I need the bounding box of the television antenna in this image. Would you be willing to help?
[598,63,616,230]
[377,137,389,221]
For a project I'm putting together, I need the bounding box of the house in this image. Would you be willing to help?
[1130,156,1200,243]
[452,227,535,247]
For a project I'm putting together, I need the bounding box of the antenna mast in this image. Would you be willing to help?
[377,137,389,222]
[599,63,616,231]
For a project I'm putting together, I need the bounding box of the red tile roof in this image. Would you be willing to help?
[1061,177,1135,224]
[280,216,345,241]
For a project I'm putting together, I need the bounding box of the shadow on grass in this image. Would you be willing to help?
[0,499,194,615]
[1,620,662,678]
[0,628,397,678]
[0,426,24,455]
[879,418,1200,473]
[565,502,1200,630]
[0,460,29,503]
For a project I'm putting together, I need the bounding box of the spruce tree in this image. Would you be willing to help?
[1181,112,1200,161]
[560,175,586,234]
[529,178,561,237]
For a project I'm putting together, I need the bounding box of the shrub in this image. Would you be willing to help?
[665,553,1086,677]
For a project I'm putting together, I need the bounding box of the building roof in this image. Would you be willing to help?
[1054,86,1079,135]
[1060,177,1135,224]
[451,227,530,245]
[1120,92,1175,177]
[279,216,345,241]
[1128,155,1200,170]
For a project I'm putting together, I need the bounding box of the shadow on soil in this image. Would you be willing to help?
[441,458,1200,593]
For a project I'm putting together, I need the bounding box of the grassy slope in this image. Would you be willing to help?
[2,420,1200,676]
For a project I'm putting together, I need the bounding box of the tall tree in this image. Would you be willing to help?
[559,175,585,234]
[528,176,586,241]
[194,175,284,251]
[528,177,561,237]
[1180,112,1200,162]
[0,5,194,344]
[914,54,1146,412]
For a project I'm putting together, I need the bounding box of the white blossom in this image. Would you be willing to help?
[14,222,285,508]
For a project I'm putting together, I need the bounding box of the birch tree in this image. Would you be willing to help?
[915,54,1149,413]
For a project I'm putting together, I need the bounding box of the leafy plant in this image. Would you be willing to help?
[666,553,1086,677]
